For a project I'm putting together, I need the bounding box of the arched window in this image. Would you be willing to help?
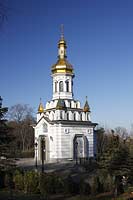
[52,113,54,120]
[67,112,69,120]
[66,81,69,92]
[80,113,82,121]
[55,82,57,92]
[59,81,63,92]
[43,123,48,132]
[60,111,63,119]
[74,113,76,121]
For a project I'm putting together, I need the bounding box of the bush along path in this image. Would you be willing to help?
[0,164,132,200]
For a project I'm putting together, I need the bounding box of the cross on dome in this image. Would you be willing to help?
[60,24,64,39]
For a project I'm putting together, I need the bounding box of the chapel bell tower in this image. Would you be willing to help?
[51,26,74,100]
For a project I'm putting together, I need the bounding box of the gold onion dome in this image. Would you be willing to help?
[51,25,74,75]
[83,96,90,112]
[56,99,66,110]
[51,59,73,74]
[38,99,44,113]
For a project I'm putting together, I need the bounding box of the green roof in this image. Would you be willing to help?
[56,99,66,110]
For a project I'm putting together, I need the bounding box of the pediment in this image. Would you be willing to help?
[36,116,50,128]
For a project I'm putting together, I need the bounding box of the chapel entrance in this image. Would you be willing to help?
[73,135,85,160]
[39,136,49,161]
[40,137,46,161]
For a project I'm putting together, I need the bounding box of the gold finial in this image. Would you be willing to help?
[60,24,64,39]
[38,98,44,113]
[83,96,90,112]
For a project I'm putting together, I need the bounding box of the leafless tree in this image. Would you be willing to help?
[0,0,8,26]
[8,104,35,153]
[130,123,133,136]
[115,126,128,140]
[96,127,108,159]
[8,104,34,122]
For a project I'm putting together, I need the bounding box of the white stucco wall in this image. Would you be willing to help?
[35,116,95,162]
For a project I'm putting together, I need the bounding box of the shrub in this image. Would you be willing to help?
[39,173,64,197]
[4,171,14,190]
[64,174,80,195]
[103,174,114,192]
[0,170,5,188]
[24,171,39,194]
[79,179,91,195]
[13,169,24,191]
[91,176,101,195]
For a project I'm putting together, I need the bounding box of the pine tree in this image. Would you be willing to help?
[0,96,9,154]
[109,146,130,176]
[127,138,133,184]
[0,96,14,170]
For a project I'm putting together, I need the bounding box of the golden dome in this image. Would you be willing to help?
[38,102,44,113]
[51,26,74,76]
[51,58,74,74]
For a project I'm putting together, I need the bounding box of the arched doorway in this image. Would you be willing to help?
[73,135,89,160]
[38,136,49,161]
[40,137,46,161]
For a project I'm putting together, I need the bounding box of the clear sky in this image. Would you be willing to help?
[0,0,133,130]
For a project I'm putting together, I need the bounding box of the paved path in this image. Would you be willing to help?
[16,158,76,172]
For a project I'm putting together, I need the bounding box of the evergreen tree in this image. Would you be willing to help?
[0,96,9,154]
[110,146,129,177]
[127,138,133,184]
[0,96,14,169]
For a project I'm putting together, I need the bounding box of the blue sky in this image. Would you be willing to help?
[0,0,133,130]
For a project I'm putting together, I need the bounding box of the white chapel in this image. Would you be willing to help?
[34,31,97,162]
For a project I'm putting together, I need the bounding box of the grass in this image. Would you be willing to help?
[65,192,133,200]
[0,190,133,200]
[0,190,40,200]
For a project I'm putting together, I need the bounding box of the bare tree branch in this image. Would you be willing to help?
[0,0,9,26]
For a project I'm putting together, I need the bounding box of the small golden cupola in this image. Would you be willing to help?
[51,25,74,76]
[38,98,44,113]
[83,96,90,112]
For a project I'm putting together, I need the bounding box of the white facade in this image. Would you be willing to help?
[34,34,97,162]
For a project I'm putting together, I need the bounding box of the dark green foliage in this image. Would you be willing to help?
[0,123,132,198]
[39,172,64,197]
[82,158,98,172]
[0,170,5,188]
[96,128,106,160]
[4,171,14,189]
[0,97,15,172]
[64,174,80,194]
[0,105,10,154]
[24,171,39,194]
[96,128,133,197]
[110,146,129,176]
[13,169,24,191]
[90,176,101,195]
[79,179,91,195]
